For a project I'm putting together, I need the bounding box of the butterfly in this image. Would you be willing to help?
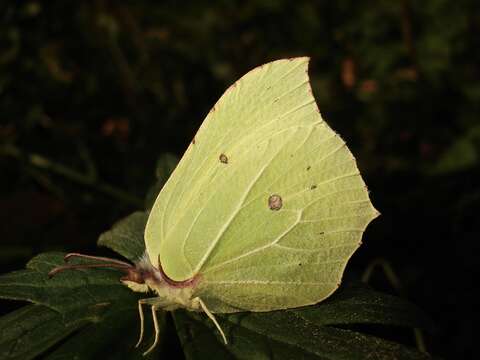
[50,57,379,355]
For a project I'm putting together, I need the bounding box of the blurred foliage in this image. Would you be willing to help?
[1,0,478,358]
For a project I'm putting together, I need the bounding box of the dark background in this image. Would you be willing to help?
[1,1,478,358]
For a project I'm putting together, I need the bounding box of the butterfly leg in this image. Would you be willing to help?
[143,306,160,356]
[193,297,227,344]
[135,297,173,355]
[135,300,145,348]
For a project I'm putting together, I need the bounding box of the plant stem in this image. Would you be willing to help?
[1,144,143,207]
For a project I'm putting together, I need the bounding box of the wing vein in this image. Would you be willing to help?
[194,127,302,273]
[300,212,372,223]
[203,279,340,285]
[167,124,300,242]
[273,242,359,252]
[234,127,336,211]
[202,211,302,274]
[193,163,271,273]
[163,104,318,237]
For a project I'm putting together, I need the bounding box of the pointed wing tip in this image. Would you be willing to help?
[288,55,310,60]
[259,56,310,69]
[367,206,381,224]
[274,56,310,67]
[234,57,312,87]
[369,204,381,220]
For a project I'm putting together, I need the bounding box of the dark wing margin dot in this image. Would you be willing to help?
[219,153,228,164]
[268,194,283,210]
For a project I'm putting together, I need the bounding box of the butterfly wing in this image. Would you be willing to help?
[145,58,378,312]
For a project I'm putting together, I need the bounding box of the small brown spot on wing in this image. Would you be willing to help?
[268,194,283,211]
[219,153,228,164]
[310,185,317,190]
[192,137,196,145]
[306,166,311,171]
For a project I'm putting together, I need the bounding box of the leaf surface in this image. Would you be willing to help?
[98,211,148,262]
[0,305,86,360]
[174,282,434,360]
[0,210,435,359]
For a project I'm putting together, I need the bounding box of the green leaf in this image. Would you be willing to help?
[174,283,434,360]
[288,282,435,331]
[0,252,138,324]
[0,250,164,359]
[97,211,148,262]
[0,210,436,359]
[145,153,179,210]
[427,125,480,175]
[0,305,87,360]
[43,306,165,360]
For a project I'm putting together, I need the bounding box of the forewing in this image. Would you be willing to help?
[194,122,380,311]
[145,58,378,311]
[146,58,315,278]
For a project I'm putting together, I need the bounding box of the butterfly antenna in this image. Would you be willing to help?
[48,253,133,278]
[64,253,133,267]
[196,297,228,344]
